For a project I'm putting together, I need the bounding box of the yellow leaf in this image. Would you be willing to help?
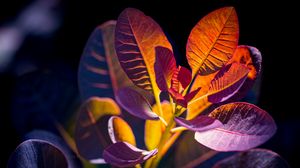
[108,116,136,146]
[144,101,173,150]
[74,97,120,160]
[186,7,239,77]
[187,74,215,120]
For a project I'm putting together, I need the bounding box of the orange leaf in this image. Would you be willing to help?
[115,8,172,96]
[228,45,262,80]
[187,74,215,120]
[207,63,249,103]
[186,7,239,77]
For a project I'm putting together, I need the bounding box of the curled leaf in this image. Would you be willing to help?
[75,97,120,161]
[175,116,223,132]
[103,142,158,167]
[115,8,172,94]
[116,87,159,120]
[186,7,239,76]
[108,116,136,145]
[195,102,277,151]
[213,148,289,168]
[226,45,262,102]
[24,130,81,168]
[8,140,68,168]
[154,46,177,91]
[207,63,249,103]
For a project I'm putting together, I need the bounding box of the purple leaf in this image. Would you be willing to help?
[175,116,223,132]
[8,140,68,168]
[195,102,276,151]
[116,87,159,120]
[208,63,249,103]
[154,46,176,91]
[78,21,117,101]
[103,142,158,167]
[24,130,81,168]
[213,148,289,168]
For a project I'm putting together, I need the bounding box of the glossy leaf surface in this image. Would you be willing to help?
[186,7,239,76]
[195,102,276,151]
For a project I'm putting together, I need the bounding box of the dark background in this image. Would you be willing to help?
[1,0,299,167]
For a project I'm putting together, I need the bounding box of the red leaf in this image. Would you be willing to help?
[171,66,192,93]
[154,46,177,91]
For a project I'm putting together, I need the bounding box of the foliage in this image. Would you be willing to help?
[9,6,288,168]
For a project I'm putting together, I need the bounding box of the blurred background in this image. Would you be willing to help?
[0,0,298,167]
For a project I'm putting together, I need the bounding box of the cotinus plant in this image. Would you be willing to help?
[75,7,281,168]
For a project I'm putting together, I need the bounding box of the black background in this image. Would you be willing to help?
[1,0,299,167]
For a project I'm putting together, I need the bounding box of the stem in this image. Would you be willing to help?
[182,150,218,168]
[149,117,175,168]
[154,91,163,118]
[160,131,182,156]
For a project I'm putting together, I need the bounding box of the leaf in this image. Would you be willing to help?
[195,102,277,151]
[229,45,262,80]
[154,46,176,91]
[145,101,173,150]
[8,139,68,168]
[24,130,82,168]
[226,45,262,102]
[78,20,152,102]
[207,63,249,103]
[116,87,159,120]
[75,97,120,161]
[186,7,239,76]
[115,8,172,95]
[213,148,289,168]
[108,116,136,145]
[174,131,211,168]
[174,116,223,132]
[186,73,215,120]
[171,66,192,92]
[103,142,158,167]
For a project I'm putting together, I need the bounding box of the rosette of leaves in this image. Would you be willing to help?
[75,7,282,168]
